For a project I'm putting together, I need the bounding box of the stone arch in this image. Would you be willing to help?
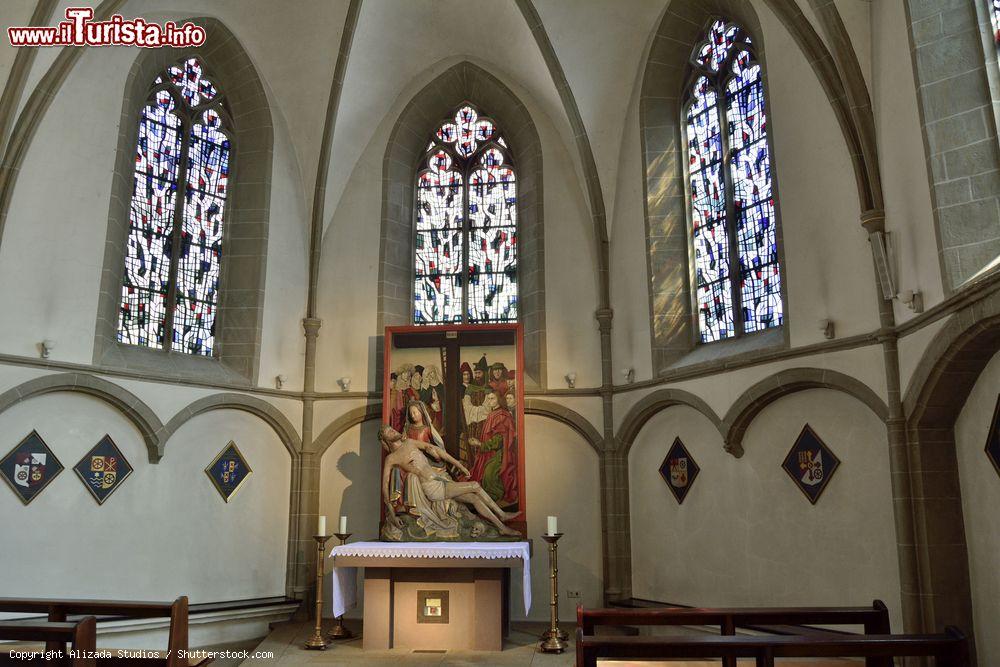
[0,372,163,462]
[313,402,383,458]
[378,60,546,387]
[524,399,603,454]
[160,393,301,459]
[93,17,273,385]
[617,389,724,456]
[898,294,1000,644]
[721,368,888,455]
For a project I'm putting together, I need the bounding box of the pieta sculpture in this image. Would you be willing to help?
[380,324,526,541]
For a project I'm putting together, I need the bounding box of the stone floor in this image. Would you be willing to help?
[241,620,862,666]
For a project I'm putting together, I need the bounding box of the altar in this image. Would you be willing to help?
[328,541,531,651]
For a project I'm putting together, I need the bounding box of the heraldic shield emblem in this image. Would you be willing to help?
[74,435,133,505]
[1,431,63,505]
[206,441,252,502]
[782,424,840,504]
[658,437,699,504]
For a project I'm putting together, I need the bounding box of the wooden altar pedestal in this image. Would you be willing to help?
[332,554,521,651]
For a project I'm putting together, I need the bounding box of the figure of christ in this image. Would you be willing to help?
[380,424,519,537]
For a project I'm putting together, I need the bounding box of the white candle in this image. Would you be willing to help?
[547,515,558,536]
[317,515,326,536]
[339,515,348,534]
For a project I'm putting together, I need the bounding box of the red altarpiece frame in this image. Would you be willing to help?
[380,324,527,541]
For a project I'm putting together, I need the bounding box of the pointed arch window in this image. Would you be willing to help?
[118,57,231,356]
[413,104,517,324]
[684,20,782,343]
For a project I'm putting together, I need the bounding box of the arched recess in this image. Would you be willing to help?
[722,368,888,456]
[378,60,546,387]
[160,393,301,460]
[899,293,1000,642]
[313,402,383,458]
[0,372,163,462]
[524,399,602,454]
[640,0,882,372]
[617,389,724,455]
[93,17,273,385]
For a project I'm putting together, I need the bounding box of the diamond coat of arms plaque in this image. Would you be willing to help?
[74,435,133,505]
[658,437,699,504]
[206,441,252,502]
[1,431,63,505]
[782,424,840,504]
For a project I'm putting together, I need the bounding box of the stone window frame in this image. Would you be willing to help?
[378,61,546,388]
[93,19,272,386]
[641,5,789,374]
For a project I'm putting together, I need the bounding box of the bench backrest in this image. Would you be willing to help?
[0,616,97,666]
[0,596,188,666]
[577,600,890,636]
[574,624,970,667]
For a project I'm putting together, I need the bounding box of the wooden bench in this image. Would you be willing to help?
[0,597,206,666]
[580,600,892,666]
[575,626,970,667]
[0,616,97,666]
[576,603,969,667]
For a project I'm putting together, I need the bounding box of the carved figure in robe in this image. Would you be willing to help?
[420,365,445,430]
[380,424,519,537]
[467,392,518,507]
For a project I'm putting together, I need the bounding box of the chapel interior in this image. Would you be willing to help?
[1,0,999,665]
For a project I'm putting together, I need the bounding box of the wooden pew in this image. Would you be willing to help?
[579,600,892,667]
[0,597,204,666]
[575,625,970,667]
[0,616,97,666]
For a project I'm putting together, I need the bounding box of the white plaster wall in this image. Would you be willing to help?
[871,0,944,318]
[318,415,602,622]
[954,349,1000,666]
[609,78,654,384]
[0,393,291,602]
[629,391,902,630]
[613,343,888,434]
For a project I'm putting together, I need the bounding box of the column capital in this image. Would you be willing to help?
[860,209,885,233]
[302,317,323,337]
[595,308,614,332]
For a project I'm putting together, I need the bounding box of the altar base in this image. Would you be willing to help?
[331,543,530,652]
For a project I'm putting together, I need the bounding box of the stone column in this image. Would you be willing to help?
[287,317,322,605]
[595,308,630,602]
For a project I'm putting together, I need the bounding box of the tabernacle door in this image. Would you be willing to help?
[381,324,526,541]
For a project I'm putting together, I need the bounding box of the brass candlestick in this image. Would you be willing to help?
[304,534,332,650]
[539,533,567,653]
[327,532,354,641]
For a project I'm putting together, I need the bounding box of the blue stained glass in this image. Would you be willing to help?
[685,20,782,342]
[414,104,517,324]
[118,57,230,356]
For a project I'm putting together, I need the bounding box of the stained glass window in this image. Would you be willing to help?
[119,57,231,356]
[414,104,517,324]
[684,19,782,343]
[991,0,1000,51]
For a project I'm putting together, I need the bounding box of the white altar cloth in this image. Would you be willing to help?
[327,541,531,617]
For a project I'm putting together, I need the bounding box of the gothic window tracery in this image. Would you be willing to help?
[414,104,517,324]
[685,19,782,343]
[118,57,231,356]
